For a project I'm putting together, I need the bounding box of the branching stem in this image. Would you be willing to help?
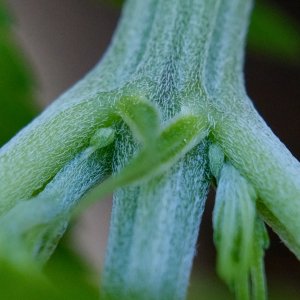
[0,0,299,299]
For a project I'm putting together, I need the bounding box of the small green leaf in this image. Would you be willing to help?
[213,163,268,300]
[209,143,224,181]
[115,95,160,145]
[89,127,115,150]
[251,219,269,300]
[81,110,209,209]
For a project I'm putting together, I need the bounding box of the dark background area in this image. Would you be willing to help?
[5,0,300,298]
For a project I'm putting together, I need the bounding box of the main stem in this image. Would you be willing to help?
[101,0,252,299]
[102,131,210,300]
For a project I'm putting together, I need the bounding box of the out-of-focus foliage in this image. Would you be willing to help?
[0,242,99,300]
[248,1,300,64]
[44,243,99,300]
[0,1,37,146]
[0,260,62,300]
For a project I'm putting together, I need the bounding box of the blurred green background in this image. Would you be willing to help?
[1,0,299,299]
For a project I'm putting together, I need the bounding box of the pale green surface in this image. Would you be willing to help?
[102,141,210,300]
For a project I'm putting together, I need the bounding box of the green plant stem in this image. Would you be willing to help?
[102,130,210,300]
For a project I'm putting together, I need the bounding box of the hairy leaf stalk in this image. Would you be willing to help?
[0,0,299,299]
